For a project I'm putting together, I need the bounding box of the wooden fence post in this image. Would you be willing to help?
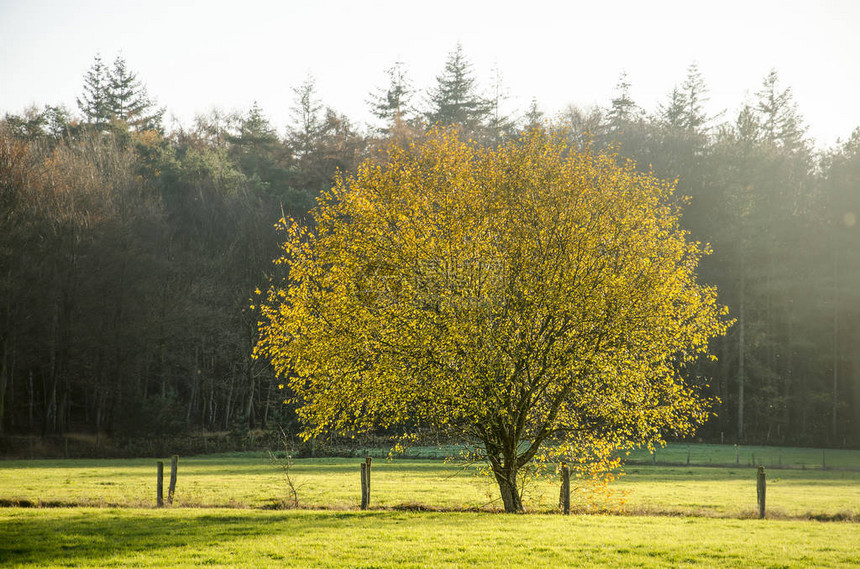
[365,457,372,507]
[561,464,571,515]
[157,461,164,508]
[360,462,368,510]
[168,455,179,505]
[756,466,766,519]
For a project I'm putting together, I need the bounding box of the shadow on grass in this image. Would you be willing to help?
[0,509,364,567]
[2,506,859,569]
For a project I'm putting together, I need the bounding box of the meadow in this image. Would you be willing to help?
[0,444,858,567]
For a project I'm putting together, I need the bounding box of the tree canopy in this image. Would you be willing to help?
[255,128,730,512]
[77,54,163,131]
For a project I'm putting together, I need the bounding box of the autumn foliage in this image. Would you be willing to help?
[255,128,729,512]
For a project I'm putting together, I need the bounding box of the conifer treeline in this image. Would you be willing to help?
[1,47,858,447]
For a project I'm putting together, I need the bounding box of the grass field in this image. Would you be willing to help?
[2,508,859,568]
[1,444,858,567]
[1,445,858,517]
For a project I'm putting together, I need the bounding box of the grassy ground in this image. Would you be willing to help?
[625,443,860,469]
[0,444,858,518]
[1,508,859,568]
[1,444,858,567]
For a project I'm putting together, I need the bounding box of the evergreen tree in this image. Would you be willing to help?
[734,104,761,144]
[77,54,163,131]
[238,102,278,145]
[485,64,514,143]
[425,43,490,133]
[522,97,545,131]
[755,69,807,152]
[368,61,414,132]
[680,62,711,132]
[107,56,164,131]
[606,71,642,135]
[229,102,289,197]
[287,74,324,158]
[606,71,639,132]
[659,86,687,129]
[77,54,111,128]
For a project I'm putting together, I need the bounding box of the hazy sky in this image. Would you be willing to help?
[2,0,859,147]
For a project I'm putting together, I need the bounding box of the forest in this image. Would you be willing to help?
[1,46,859,449]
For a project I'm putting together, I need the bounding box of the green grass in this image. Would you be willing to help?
[1,444,858,567]
[626,443,860,469]
[0,446,858,518]
[1,508,859,568]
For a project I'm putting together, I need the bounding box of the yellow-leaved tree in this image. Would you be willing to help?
[255,128,729,513]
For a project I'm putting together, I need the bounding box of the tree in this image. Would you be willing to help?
[679,62,711,133]
[255,128,729,512]
[368,61,414,132]
[522,97,545,131]
[558,104,603,150]
[485,65,514,143]
[659,87,687,129]
[287,74,324,158]
[425,44,490,133]
[755,69,806,152]
[77,54,111,128]
[606,71,639,132]
[107,56,164,131]
[658,63,712,134]
[821,128,860,442]
[77,54,163,131]
[3,105,73,142]
[228,102,291,197]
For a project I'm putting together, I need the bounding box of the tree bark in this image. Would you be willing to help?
[0,338,8,435]
[492,464,523,513]
[737,245,746,443]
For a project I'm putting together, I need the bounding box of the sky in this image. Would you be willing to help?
[1,0,859,148]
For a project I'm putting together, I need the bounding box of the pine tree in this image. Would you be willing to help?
[659,86,687,129]
[734,104,761,144]
[680,62,710,132]
[107,56,164,131]
[522,97,545,131]
[77,54,163,131]
[77,54,111,128]
[239,102,278,145]
[607,72,638,132]
[368,61,414,131]
[287,74,324,157]
[425,43,490,133]
[755,69,806,152]
[485,64,514,142]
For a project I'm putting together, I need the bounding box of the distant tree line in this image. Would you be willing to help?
[1,46,858,447]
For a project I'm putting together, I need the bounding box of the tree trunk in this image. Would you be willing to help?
[245,360,256,430]
[737,245,746,443]
[832,245,840,441]
[492,464,523,513]
[0,338,8,435]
